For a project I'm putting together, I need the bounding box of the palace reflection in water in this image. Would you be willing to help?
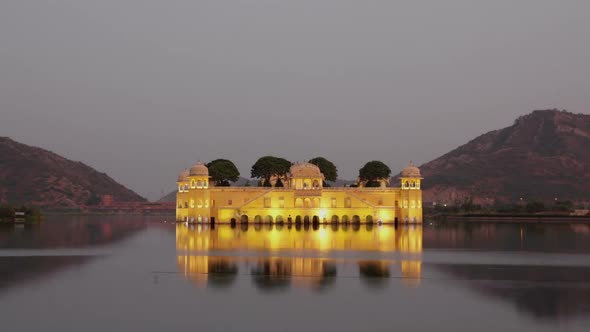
[176,224,423,290]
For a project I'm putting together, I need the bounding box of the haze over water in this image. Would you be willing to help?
[1,216,590,331]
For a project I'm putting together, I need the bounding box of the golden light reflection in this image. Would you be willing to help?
[176,225,423,290]
[176,224,423,253]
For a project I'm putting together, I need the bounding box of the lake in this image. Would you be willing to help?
[1,216,590,331]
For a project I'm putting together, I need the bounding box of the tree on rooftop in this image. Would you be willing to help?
[358,161,391,185]
[251,156,291,187]
[206,159,240,187]
[309,157,338,185]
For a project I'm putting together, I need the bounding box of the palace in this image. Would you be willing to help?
[176,161,423,224]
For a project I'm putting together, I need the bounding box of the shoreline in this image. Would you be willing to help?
[435,214,590,224]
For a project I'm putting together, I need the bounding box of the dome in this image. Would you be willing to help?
[189,161,209,177]
[177,169,189,182]
[290,162,324,178]
[401,161,421,178]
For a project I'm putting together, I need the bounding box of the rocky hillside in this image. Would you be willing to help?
[0,137,145,208]
[419,110,590,204]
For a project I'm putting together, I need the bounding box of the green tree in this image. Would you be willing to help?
[251,156,291,186]
[308,157,338,184]
[526,201,545,213]
[86,192,102,206]
[206,159,240,186]
[358,161,391,184]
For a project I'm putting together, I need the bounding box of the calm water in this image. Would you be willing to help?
[1,216,590,331]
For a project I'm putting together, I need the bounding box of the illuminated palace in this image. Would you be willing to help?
[176,161,423,224]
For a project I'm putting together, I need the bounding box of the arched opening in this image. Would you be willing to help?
[254,215,263,223]
[352,222,360,231]
[352,215,361,224]
[265,215,273,224]
[295,215,302,224]
[295,198,303,208]
[314,198,321,208]
[254,223,262,231]
[304,216,311,224]
[312,179,320,189]
[366,215,374,224]
[331,223,339,231]
[240,223,249,231]
[312,215,320,224]
[304,198,311,208]
[240,215,249,223]
[405,181,409,188]
[197,180,202,187]
[331,215,339,224]
[341,215,350,224]
[312,222,320,231]
[276,215,284,224]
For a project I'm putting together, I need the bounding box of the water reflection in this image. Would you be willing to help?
[434,263,590,321]
[423,223,590,252]
[176,224,423,291]
[176,223,422,252]
[0,216,147,249]
[0,216,149,292]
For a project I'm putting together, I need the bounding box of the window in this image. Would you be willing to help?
[264,197,271,208]
[184,202,188,208]
[191,180,195,188]
[403,200,408,208]
[204,181,208,188]
[279,197,285,208]
[178,186,183,192]
[411,200,416,208]
[228,199,232,206]
[178,202,182,208]
[344,197,351,208]
[184,184,189,191]
[197,200,203,208]
[190,199,195,208]
[418,200,422,208]
[331,197,337,208]
[197,180,202,187]
[205,200,209,208]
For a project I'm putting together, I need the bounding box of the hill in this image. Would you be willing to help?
[0,137,145,208]
[419,110,590,204]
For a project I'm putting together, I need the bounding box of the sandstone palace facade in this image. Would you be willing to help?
[176,162,423,224]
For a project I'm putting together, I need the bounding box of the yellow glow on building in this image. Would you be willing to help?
[176,162,423,224]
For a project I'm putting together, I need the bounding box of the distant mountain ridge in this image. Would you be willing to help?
[0,137,145,208]
[419,110,590,204]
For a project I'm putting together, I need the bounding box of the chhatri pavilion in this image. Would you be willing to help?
[176,161,423,224]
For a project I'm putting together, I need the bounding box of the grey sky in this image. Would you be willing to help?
[1,0,589,200]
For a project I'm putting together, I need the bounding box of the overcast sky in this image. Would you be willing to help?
[1,0,589,200]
